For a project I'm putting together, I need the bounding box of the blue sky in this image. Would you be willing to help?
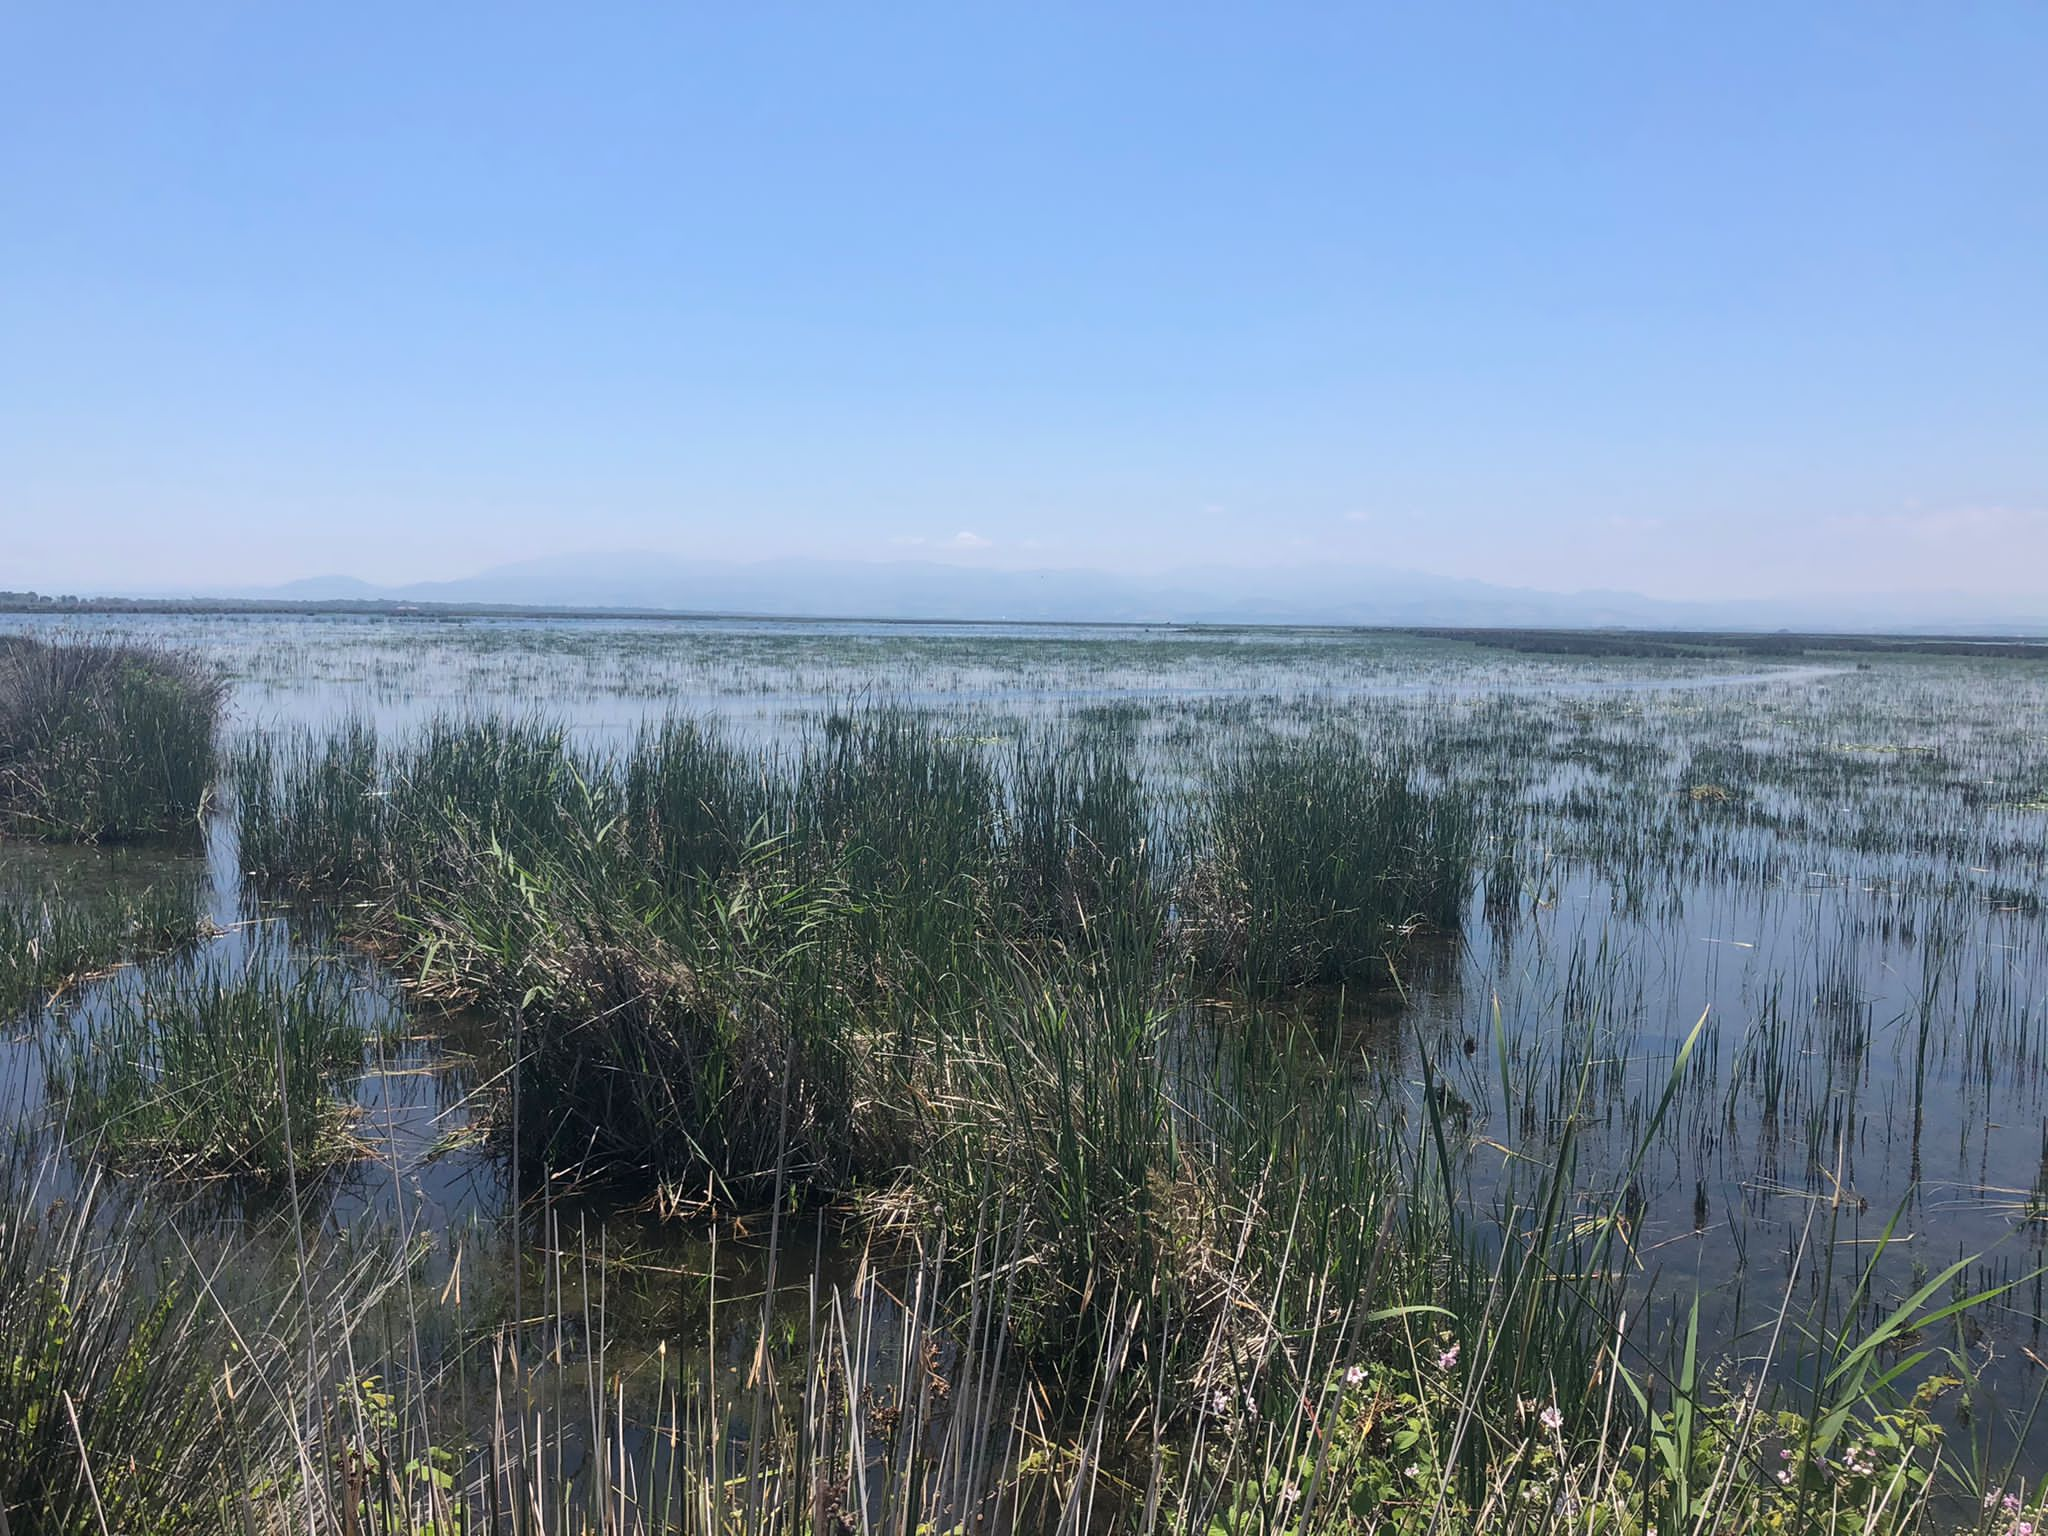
[3,4,2044,599]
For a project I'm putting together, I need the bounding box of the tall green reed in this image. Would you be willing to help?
[49,949,372,1179]
[0,880,209,1015]
[1182,731,1475,991]
[0,635,224,843]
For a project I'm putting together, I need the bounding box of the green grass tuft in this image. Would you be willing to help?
[50,951,370,1180]
[0,635,225,843]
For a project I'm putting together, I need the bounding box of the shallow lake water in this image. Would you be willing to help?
[4,611,2046,1486]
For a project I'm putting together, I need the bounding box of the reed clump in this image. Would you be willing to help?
[1000,726,1158,959]
[403,819,873,1203]
[1181,732,1477,990]
[231,709,1470,1213]
[50,953,370,1180]
[0,634,225,842]
[0,881,210,1014]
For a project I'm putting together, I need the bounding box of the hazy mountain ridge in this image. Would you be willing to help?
[168,552,2048,633]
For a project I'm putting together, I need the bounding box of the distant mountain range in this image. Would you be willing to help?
[124,552,2048,633]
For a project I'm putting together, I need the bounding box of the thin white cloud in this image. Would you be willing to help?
[947,530,992,549]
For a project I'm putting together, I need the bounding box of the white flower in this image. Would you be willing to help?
[1343,1364,1367,1388]
[1538,1403,1564,1433]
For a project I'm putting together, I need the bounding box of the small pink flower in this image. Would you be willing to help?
[1343,1364,1367,1388]
[1538,1403,1564,1433]
[1437,1343,1460,1370]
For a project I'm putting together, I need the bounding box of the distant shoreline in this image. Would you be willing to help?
[3,593,2045,658]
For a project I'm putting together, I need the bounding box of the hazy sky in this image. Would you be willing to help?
[4,4,2044,599]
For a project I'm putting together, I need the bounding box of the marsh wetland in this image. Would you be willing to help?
[3,613,2046,1534]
